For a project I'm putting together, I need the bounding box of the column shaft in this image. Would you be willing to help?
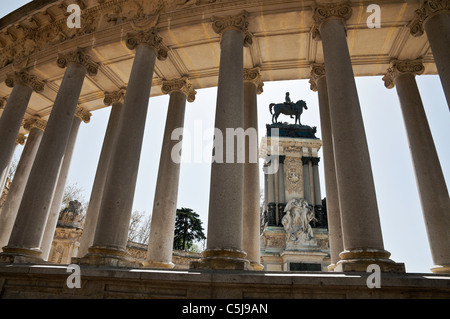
[395,72,450,273]
[319,17,403,272]
[0,84,33,195]
[242,81,263,271]
[145,90,187,268]
[0,125,44,250]
[424,13,450,108]
[40,116,82,260]
[302,157,312,205]
[0,58,91,263]
[314,74,343,270]
[192,22,248,269]
[83,44,158,267]
[78,100,123,257]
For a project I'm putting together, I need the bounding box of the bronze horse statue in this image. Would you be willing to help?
[269,100,308,125]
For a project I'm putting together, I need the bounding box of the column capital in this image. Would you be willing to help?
[211,11,253,46]
[244,67,264,94]
[103,88,126,106]
[408,0,450,37]
[74,106,92,123]
[382,59,425,89]
[23,117,47,132]
[311,1,352,40]
[309,63,326,92]
[16,133,27,146]
[311,157,321,166]
[5,70,45,93]
[126,28,169,61]
[57,47,99,76]
[0,97,7,109]
[301,156,312,165]
[161,77,197,102]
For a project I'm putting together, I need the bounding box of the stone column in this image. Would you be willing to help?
[408,1,450,108]
[191,11,251,270]
[79,28,168,267]
[311,158,322,207]
[312,2,404,272]
[40,107,91,260]
[144,77,196,268]
[277,156,286,209]
[0,48,98,263]
[0,70,44,198]
[242,67,264,271]
[266,162,276,226]
[77,89,125,258]
[309,63,343,270]
[0,118,46,251]
[383,59,450,273]
[302,156,312,205]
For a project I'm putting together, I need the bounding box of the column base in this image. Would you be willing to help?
[142,260,175,269]
[430,264,450,274]
[335,248,405,273]
[74,245,142,268]
[247,261,264,271]
[0,246,45,264]
[190,248,249,271]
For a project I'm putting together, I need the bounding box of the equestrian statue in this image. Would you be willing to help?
[269,92,308,125]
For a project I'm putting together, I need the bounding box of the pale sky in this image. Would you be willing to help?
[2,2,449,273]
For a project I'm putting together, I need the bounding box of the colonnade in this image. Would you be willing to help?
[0,2,448,273]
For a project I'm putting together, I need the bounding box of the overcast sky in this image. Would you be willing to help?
[2,2,449,273]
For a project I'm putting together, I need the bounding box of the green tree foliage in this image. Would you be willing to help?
[173,207,206,251]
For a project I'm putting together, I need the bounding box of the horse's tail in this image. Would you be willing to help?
[269,103,275,114]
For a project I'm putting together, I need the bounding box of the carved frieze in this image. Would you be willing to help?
[408,0,450,37]
[284,157,303,194]
[382,59,425,89]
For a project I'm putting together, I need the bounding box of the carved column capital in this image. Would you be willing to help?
[74,106,92,123]
[16,133,27,146]
[382,59,425,89]
[301,156,312,165]
[57,48,99,76]
[161,77,196,102]
[211,11,253,46]
[5,70,45,93]
[126,28,169,61]
[311,1,352,41]
[309,63,326,92]
[244,67,264,94]
[311,157,321,166]
[103,88,126,106]
[408,0,450,37]
[23,117,47,132]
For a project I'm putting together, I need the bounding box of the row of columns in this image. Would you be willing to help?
[308,1,449,272]
[0,2,447,273]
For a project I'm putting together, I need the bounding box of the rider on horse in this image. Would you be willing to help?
[284,92,295,118]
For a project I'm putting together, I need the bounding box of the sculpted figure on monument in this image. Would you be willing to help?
[57,200,85,230]
[269,92,308,125]
[281,198,317,248]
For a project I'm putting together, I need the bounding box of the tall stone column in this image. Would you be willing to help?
[277,156,286,210]
[0,70,44,198]
[79,28,168,267]
[302,156,312,205]
[191,11,252,270]
[408,1,450,108]
[242,67,264,271]
[309,63,343,270]
[40,107,91,260]
[0,48,98,263]
[77,89,125,258]
[144,77,196,268]
[312,2,404,272]
[0,118,46,251]
[383,59,450,273]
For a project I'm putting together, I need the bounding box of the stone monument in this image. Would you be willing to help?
[260,93,330,271]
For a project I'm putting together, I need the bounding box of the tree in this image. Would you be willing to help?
[61,182,88,213]
[173,208,206,252]
[128,210,151,244]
